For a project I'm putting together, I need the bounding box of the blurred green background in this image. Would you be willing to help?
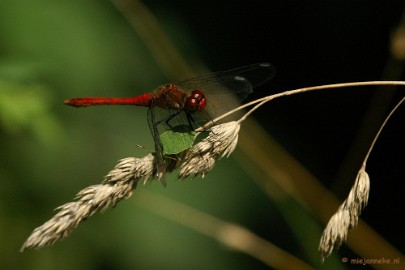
[1,0,404,269]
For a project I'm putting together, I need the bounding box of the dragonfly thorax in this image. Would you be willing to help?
[153,83,188,110]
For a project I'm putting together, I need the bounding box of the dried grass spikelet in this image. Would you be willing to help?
[20,154,155,251]
[319,96,403,261]
[179,121,240,179]
[20,119,242,250]
[319,165,370,260]
[103,154,155,185]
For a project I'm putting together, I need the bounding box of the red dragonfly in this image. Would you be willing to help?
[65,63,275,177]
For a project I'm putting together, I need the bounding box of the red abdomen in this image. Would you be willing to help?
[64,93,152,107]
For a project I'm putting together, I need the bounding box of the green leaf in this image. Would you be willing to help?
[160,125,196,155]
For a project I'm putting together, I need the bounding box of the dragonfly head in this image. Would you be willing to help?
[185,90,207,113]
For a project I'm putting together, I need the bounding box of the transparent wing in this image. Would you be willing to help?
[177,62,275,100]
[177,62,276,123]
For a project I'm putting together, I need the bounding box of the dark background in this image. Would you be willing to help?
[1,0,404,269]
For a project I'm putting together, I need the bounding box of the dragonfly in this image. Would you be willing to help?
[64,63,276,177]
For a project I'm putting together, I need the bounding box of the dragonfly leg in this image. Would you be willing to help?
[153,110,182,129]
[185,113,198,130]
[148,108,167,179]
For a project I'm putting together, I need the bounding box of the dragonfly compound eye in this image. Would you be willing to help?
[185,90,207,113]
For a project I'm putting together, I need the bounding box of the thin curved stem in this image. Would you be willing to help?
[362,96,405,167]
[197,81,405,132]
